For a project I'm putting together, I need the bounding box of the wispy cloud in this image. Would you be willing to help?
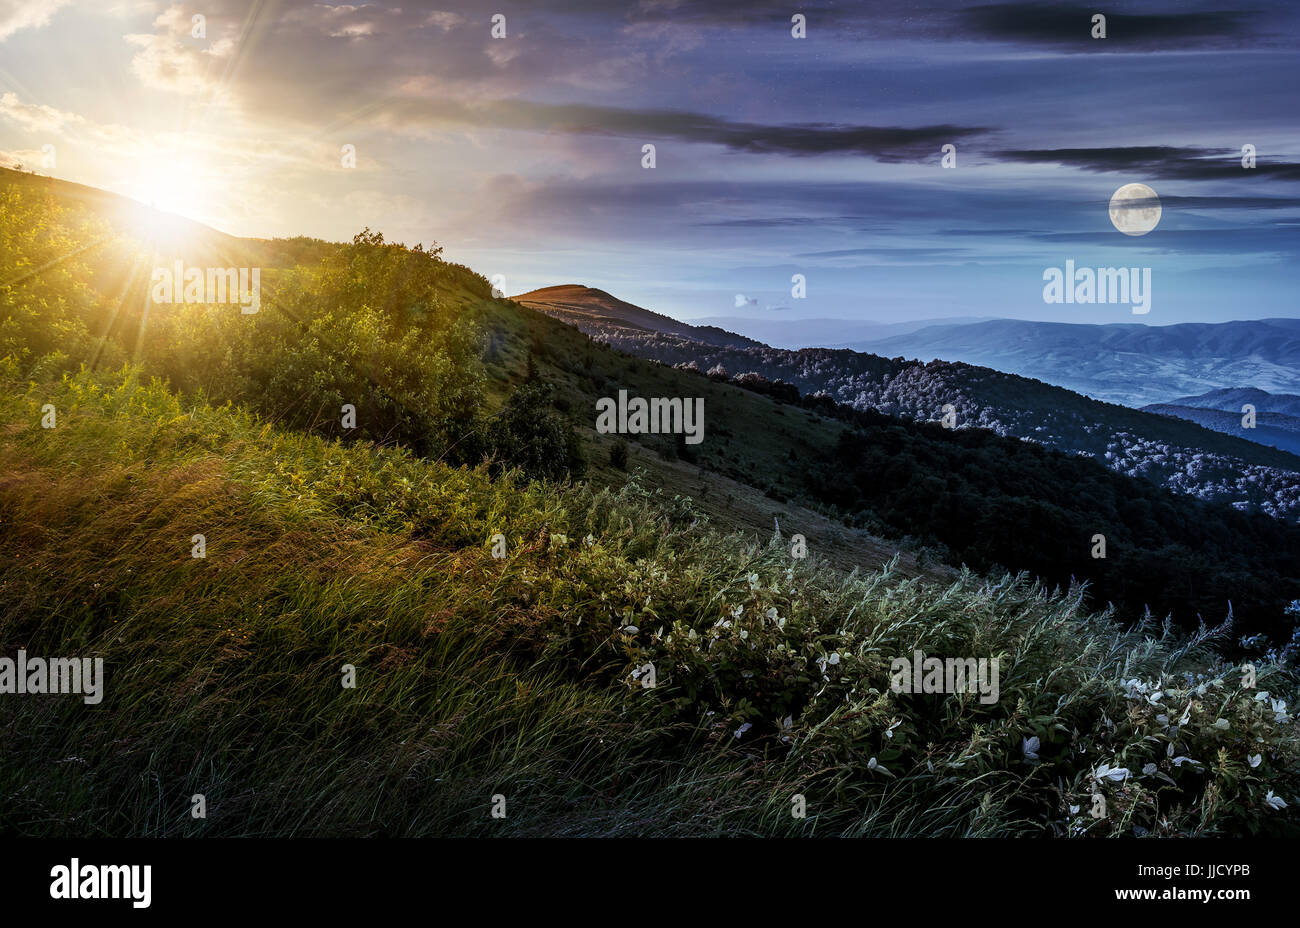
[0,0,73,42]
[959,3,1265,50]
[994,146,1300,181]
[373,97,992,158]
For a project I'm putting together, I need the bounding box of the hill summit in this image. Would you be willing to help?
[513,284,760,350]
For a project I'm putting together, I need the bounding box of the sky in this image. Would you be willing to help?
[2,0,1298,328]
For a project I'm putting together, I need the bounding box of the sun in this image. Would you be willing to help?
[119,153,217,229]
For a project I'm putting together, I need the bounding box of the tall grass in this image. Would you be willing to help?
[1,366,1297,836]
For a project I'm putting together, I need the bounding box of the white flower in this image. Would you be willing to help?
[730,604,743,619]
[1121,678,1148,698]
[1249,754,1262,768]
[1171,756,1201,768]
[828,652,840,666]
[1142,763,1157,776]
[1271,699,1289,723]
[765,607,778,622]
[885,719,902,739]
[1094,763,1130,783]
[735,722,752,739]
[867,757,894,778]
[621,625,639,635]
[747,573,760,590]
[1022,736,1041,763]
[1068,804,1080,815]
[1264,790,1287,811]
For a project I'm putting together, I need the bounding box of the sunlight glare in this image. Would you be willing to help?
[120,155,216,234]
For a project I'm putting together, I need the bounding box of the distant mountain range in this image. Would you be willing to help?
[1155,387,1300,417]
[852,318,1300,407]
[516,285,1300,523]
[1143,388,1300,457]
[685,315,995,350]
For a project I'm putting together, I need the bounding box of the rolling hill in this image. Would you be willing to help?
[516,286,1300,525]
[852,318,1300,407]
[7,167,1300,641]
[4,166,1300,838]
[1142,388,1300,456]
[1156,387,1300,417]
[512,284,761,350]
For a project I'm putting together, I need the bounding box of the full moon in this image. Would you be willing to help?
[1109,183,1161,236]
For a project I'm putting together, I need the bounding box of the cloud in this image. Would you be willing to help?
[0,146,44,168]
[621,0,854,28]
[0,91,85,134]
[424,11,465,31]
[698,217,844,228]
[734,294,757,308]
[1160,195,1300,209]
[0,0,71,41]
[994,146,1300,182]
[791,246,975,259]
[959,3,1262,50]
[1019,226,1300,256]
[283,3,406,39]
[374,97,992,158]
[125,5,237,95]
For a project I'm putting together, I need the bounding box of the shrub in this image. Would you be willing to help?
[610,438,629,470]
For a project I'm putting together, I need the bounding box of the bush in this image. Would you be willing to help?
[487,380,585,482]
[610,438,629,470]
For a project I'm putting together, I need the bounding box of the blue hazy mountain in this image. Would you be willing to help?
[689,315,996,350]
[518,286,1300,524]
[853,319,1300,407]
[1154,387,1300,417]
[1143,388,1300,456]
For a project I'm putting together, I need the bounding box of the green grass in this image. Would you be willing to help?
[3,367,1298,837]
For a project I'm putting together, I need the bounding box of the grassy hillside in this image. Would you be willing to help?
[6,166,1300,641]
[3,369,1298,837]
[509,290,1300,644]
[513,284,762,348]
[3,168,1300,837]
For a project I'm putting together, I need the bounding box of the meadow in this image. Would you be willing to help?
[2,169,1298,836]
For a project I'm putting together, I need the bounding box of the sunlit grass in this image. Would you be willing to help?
[2,368,1296,837]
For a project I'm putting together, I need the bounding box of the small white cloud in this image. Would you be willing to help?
[0,0,73,42]
[424,11,464,31]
